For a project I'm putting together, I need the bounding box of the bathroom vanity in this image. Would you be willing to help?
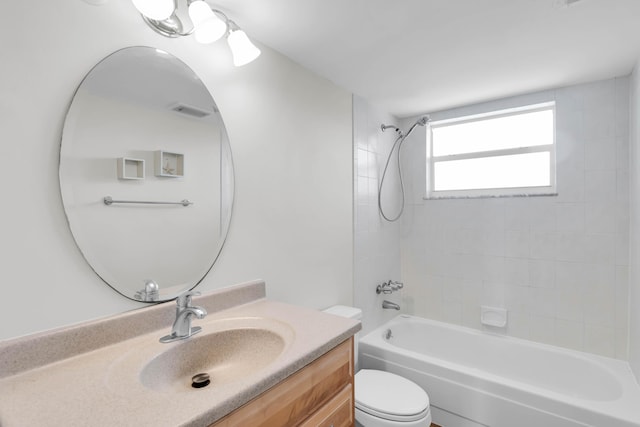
[0,281,360,426]
[211,339,353,427]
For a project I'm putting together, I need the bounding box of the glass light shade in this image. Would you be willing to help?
[188,1,227,44]
[131,0,175,21]
[227,30,261,66]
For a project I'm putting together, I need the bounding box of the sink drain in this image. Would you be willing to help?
[191,373,210,389]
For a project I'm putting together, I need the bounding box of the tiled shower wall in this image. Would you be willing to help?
[400,78,630,358]
[353,95,404,335]
[629,61,640,377]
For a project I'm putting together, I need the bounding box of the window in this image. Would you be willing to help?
[426,102,556,198]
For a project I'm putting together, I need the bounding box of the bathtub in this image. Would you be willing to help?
[359,315,640,427]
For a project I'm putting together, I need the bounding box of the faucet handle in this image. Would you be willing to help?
[391,280,404,291]
[176,290,201,308]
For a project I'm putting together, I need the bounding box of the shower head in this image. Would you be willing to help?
[404,115,431,138]
[416,116,430,126]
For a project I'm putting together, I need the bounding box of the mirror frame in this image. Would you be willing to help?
[58,46,235,302]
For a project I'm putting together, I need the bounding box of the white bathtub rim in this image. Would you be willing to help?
[362,353,605,427]
[376,315,633,375]
[359,315,640,426]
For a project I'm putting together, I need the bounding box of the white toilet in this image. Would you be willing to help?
[323,306,432,427]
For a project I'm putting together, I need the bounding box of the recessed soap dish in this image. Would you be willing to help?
[481,305,507,328]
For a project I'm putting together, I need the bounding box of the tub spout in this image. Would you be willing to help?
[382,300,400,310]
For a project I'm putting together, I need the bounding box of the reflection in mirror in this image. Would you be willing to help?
[59,47,234,302]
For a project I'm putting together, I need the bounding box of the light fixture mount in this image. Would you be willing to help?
[131,0,261,66]
[141,14,188,38]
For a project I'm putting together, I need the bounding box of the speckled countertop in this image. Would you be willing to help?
[0,280,360,427]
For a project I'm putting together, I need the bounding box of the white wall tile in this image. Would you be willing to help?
[357,148,369,177]
[583,105,615,141]
[504,199,531,230]
[507,311,531,339]
[555,167,585,203]
[556,203,585,233]
[528,288,557,318]
[555,288,584,322]
[530,232,557,260]
[481,199,506,230]
[483,255,506,284]
[357,176,369,206]
[584,324,616,357]
[583,233,615,265]
[505,285,529,313]
[504,258,530,287]
[555,233,587,262]
[585,139,617,171]
[617,136,630,171]
[585,201,616,233]
[581,79,615,111]
[529,260,555,288]
[528,199,557,232]
[583,288,615,328]
[616,265,630,331]
[529,315,556,345]
[585,169,617,202]
[504,230,530,258]
[616,232,630,266]
[481,282,506,307]
[615,77,630,139]
[554,319,584,351]
[483,230,506,257]
[441,301,463,324]
[555,261,587,292]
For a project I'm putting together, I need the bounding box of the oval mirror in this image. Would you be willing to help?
[59,47,234,302]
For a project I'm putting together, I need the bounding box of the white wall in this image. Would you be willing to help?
[0,0,353,341]
[629,60,640,377]
[353,95,403,334]
[401,78,630,358]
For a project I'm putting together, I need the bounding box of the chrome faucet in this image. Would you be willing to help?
[382,300,400,310]
[135,279,160,302]
[160,291,207,343]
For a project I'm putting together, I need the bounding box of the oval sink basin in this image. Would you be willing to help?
[140,327,286,393]
[104,317,294,397]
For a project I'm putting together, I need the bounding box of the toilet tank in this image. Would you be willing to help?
[322,305,362,370]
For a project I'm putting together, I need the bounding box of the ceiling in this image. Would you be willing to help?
[214,0,640,118]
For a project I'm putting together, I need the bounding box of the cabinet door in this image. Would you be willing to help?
[210,338,353,427]
[299,384,353,427]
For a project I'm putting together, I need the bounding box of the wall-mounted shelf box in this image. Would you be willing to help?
[154,151,184,178]
[117,158,145,180]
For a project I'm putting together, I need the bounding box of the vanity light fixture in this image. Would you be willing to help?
[131,0,261,66]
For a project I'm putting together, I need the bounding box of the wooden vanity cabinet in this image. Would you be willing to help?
[210,337,354,427]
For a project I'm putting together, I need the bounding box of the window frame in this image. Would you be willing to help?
[425,102,557,199]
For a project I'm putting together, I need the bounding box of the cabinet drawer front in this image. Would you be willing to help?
[210,338,353,427]
[299,384,353,427]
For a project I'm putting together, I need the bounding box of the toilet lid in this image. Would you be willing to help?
[355,369,430,422]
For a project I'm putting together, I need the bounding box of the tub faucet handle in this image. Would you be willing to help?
[376,280,403,294]
[376,280,394,294]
